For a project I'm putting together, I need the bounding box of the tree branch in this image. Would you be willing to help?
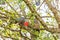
[45,0,60,28]
[5,1,18,14]
[23,0,55,33]
[23,0,60,34]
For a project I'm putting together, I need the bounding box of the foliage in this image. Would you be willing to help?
[0,0,59,40]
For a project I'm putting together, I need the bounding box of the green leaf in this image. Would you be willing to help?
[20,2,25,10]
[0,0,5,4]
[18,0,23,3]
[0,19,3,25]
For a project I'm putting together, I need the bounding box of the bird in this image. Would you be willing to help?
[15,17,25,25]
[15,17,29,27]
[15,17,40,31]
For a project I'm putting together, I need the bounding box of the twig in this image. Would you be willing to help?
[5,1,18,14]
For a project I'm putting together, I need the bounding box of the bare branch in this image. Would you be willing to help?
[5,1,18,14]
[5,1,20,17]
[37,0,45,10]
[23,0,54,33]
[45,0,60,28]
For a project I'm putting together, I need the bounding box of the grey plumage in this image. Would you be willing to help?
[15,17,25,25]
